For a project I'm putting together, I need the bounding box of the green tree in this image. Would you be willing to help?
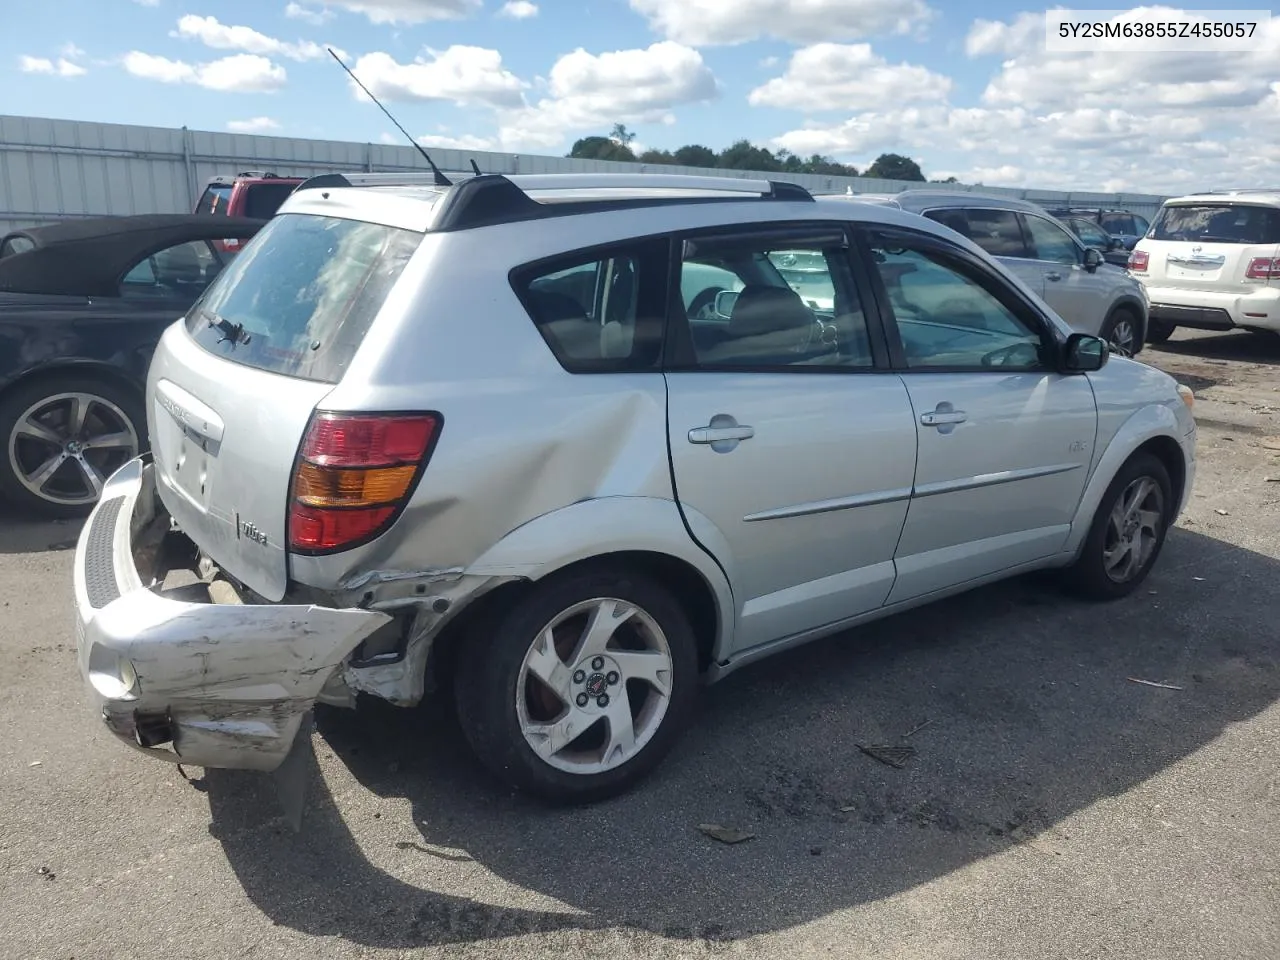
[716,138,782,171]
[638,148,674,164]
[672,144,717,167]
[567,135,637,162]
[609,123,636,148]
[864,153,925,181]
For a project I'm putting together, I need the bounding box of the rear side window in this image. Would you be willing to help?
[195,184,233,215]
[242,182,298,219]
[1150,204,1280,244]
[925,208,1028,258]
[513,238,669,372]
[185,213,422,384]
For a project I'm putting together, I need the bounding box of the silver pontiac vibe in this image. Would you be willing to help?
[71,172,1197,803]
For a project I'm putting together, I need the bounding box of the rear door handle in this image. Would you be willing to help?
[920,410,967,427]
[1045,271,1063,281]
[689,425,755,444]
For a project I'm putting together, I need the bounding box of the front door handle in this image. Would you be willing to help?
[689,425,755,444]
[1045,271,1063,281]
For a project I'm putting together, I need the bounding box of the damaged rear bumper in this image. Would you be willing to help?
[72,456,391,772]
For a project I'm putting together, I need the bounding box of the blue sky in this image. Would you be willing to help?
[5,1,1279,192]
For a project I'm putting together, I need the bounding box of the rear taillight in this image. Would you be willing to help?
[1128,250,1149,272]
[288,412,442,553]
[1245,257,1280,280]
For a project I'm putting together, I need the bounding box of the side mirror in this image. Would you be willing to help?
[714,289,740,319]
[1083,247,1104,272]
[1063,332,1109,372]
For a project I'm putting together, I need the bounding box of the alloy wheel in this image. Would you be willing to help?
[515,597,673,775]
[1108,318,1138,357]
[7,392,140,507]
[1102,476,1165,583]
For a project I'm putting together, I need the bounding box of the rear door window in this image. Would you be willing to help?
[195,184,233,215]
[122,240,222,297]
[185,213,422,383]
[1150,204,1280,244]
[926,208,1029,258]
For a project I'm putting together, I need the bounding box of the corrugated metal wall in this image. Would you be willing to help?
[0,113,1172,235]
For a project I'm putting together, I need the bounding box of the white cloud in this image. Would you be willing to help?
[628,0,933,45]
[227,116,281,133]
[59,43,86,60]
[964,11,1041,57]
[967,9,1280,112]
[174,15,332,62]
[18,55,86,78]
[133,0,160,6]
[325,0,480,23]
[417,133,497,149]
[285,2,334,24]
[498,1,538,18]
[749,44,950,112]
[351,47,526,108]
[499,41,719,149]
[123,52,288,92]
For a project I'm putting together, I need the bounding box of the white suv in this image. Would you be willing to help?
[1129,190,1280,343]
[71,173,1197,805]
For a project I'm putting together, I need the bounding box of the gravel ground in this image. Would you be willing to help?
[1,328,1277,960]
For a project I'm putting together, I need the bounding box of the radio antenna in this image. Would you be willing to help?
[327,47,451,186]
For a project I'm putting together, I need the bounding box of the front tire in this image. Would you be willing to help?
[1102,308,1142,357]
[0,375,144,518]
[1066,452,1173,600]
[454,565,699,803]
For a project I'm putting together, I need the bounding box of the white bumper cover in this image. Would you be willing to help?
[72,457,390,771]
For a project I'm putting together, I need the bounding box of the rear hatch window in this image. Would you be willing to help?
[242,182,300,219]
[1151,204,1280,244]
[185,213,422,384]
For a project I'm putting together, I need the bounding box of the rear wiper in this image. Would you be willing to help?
[205,312,251,347]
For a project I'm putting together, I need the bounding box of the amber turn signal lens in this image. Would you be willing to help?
[292,462,417,508]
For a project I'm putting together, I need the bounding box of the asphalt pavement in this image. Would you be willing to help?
[1,329,1277,960]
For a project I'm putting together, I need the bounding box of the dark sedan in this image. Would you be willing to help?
[0,214,264,516]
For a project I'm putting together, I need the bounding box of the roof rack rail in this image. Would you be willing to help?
[293,172,815,231]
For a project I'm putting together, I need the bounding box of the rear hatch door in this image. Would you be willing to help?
[147,212,423,601]
[1142,201,1280,293]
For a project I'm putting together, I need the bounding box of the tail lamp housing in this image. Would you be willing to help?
[1245,257,1280,281]
[288,411,442,554]
[1127,249,1149,272]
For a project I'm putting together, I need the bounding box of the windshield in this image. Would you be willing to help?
[1150,204,1280,244]
[184,213,422,383]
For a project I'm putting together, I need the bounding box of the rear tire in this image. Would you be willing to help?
[0,374,145,518]
[454,564,699,803]
[1145,318,1175,344]
[1065,452,1173,600]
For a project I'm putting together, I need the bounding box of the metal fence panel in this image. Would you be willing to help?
[0,113,1173,234]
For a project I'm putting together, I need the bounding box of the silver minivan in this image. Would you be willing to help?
[842,191,1150,357]
[71,173,1196,805]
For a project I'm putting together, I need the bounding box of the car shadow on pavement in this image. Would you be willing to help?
[205,526,1280,949]
[0,502,82,554]
[1153,330,1280,366]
